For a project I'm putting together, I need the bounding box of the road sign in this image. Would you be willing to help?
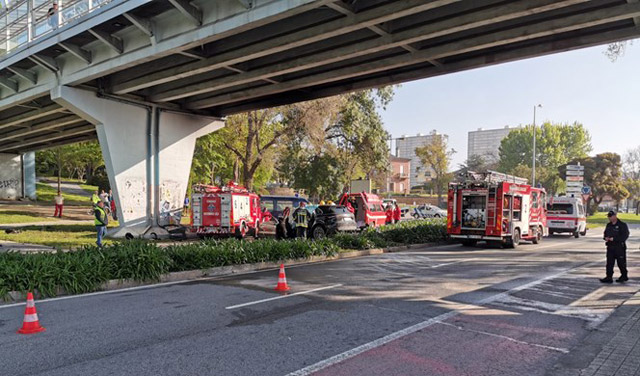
[566,165,585,171]
[566,176,584,182]
[581,186,591,194]
[567,188,582,194]
[566,183,583,188]
[566,170,584,176]
[582,193,591,202]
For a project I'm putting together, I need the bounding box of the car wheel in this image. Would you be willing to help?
[574,230,580,239]
[532,227,542,244]
[235,223,248,240]
[433,214,440,218]
[312,225,326,239]
[508,229,520,249]
[580,226,587,236]
[548,230,554,236]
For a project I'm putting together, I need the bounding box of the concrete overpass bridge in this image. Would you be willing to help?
[0,0,638,236]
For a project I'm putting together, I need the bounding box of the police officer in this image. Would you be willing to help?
[293,202,309,238]
[600,211,630,283]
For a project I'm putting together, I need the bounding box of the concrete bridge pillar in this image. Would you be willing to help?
[51,86,223,238]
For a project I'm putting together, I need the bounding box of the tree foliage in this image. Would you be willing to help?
[414,132,455,205]
[498,122,592,193]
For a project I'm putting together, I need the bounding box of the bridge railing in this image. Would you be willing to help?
[0,0,116,57]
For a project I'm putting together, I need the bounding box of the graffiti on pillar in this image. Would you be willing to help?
[0,178,19,189]
[159,180,184,226]
[120,178,146,219]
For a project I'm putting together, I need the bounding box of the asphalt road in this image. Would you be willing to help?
[1,229,639,376]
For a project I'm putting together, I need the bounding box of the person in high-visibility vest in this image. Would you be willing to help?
[94,201,109,247]
[91,190,100,207]
[293,202,309,238]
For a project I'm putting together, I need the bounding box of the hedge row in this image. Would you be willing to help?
[0,219,446,300]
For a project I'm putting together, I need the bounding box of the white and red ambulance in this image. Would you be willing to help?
[546,196,587,238]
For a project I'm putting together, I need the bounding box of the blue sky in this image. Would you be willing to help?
[380,40,640,169]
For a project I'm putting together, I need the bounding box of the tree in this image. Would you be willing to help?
[457,154,498,175]
[604,40,634,62]
[562,153,628,213]
[623,179,640,215]
[498,122,591,193]
[278,87,394,199]
[623,146,640,180]
[415,132,455,206]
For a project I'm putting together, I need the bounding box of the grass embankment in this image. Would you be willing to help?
[587,212,640,229]
[0,219,446,299]
[36,183,93,206]
[0,223,119,248]
[0,209,59,225]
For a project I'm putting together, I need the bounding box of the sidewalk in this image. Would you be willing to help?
[549,290,640,376]
[0,219,90,230]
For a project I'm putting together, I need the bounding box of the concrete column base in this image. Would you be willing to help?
[52,86,223,238]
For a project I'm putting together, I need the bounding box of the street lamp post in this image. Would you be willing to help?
[532,104,542,186]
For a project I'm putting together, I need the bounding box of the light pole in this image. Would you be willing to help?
[532,104,542,186]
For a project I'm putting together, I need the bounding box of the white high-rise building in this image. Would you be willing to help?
[467,126,521,163]
[395,132,447,189]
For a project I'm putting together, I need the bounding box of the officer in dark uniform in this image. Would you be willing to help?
[600,211,630,283]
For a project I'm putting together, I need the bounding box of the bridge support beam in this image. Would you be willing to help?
[51,86,223,238]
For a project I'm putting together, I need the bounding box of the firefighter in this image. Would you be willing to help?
[293,202,309,238]
[345,198,355,214]
[600,211,630,283]
[385,204,394,224]
[393,202,402,223]
[91,190,100,207]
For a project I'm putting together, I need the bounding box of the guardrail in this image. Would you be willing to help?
[0,0,116,58]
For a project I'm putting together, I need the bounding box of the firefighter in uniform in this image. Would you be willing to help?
[293,202,309,238]
[600,211,630,283]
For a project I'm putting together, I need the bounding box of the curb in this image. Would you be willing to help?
[3,242,443,303]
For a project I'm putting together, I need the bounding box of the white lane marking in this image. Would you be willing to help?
[285,259,603,376]
[225,284,342,310]
[436,322,570,354]
[431,259,471,268]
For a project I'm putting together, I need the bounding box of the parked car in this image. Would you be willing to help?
[413,204,447,218]
[400,207,413,220]
[308,205,358,239]
[259,195,309,238]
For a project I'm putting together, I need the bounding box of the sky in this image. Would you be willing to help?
[380,40,640,169]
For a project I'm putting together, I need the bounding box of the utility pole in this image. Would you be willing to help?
[532,104,542,186]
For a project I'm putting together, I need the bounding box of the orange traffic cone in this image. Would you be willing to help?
[274,264,290,292]
[18,292,46,335]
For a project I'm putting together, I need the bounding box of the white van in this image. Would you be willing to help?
[546,196,587,238]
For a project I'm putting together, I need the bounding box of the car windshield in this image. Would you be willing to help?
[548,203,574,214]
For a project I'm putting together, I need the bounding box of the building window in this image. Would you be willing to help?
[400,183,404,192]
[400,165,404,174]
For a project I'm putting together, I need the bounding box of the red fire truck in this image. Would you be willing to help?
[190,182,261,239]
[338,192,387,229]
[447,171,547,248]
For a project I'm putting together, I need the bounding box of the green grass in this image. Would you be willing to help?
[79,183,99,194]
[36,182,93,206]
[0,223,119,248]
[587,212,640,229]
[0,209,58,225]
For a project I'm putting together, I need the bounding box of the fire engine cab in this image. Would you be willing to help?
[447,171,547,248]
[190,182,261,239]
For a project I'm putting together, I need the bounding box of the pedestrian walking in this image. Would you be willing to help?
[94,201,109,247]
[293,202,309,238]
[600,211,630,283]
[53,190,64,218]
[47,2,59,29]
[183,195,190,216]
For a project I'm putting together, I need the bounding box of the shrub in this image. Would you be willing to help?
[0,220,445,300]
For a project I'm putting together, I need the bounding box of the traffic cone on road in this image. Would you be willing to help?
[275,264,290,292]
[18,292,46,335]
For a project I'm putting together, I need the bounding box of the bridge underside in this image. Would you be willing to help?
[0,0,638,153]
